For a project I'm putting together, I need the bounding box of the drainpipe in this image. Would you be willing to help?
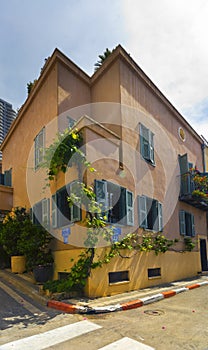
[201,135,208,173]
[201,142,206,173]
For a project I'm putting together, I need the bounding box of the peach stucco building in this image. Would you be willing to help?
[1,45,208,297]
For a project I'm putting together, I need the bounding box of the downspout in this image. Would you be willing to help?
[201,142,206,173]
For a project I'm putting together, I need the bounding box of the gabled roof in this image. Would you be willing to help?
[0,48,91,150]
[72,114,120,146]
[1,44,203,150]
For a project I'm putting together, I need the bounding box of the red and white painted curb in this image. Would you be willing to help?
[47,280,208,314]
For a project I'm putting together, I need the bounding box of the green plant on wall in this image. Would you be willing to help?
[40,128,94,183]
[184,237,195,251]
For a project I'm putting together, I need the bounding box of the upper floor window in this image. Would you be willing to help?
[179,210,195,237]
[94,179,134,226]
[34,128,45,169]
[32,198,50,228]
[138,195,163,231]
[52,181,82,228]
[140,123,155,165]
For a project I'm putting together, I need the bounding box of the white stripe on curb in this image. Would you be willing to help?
[140,293,164,305]
[93,304,122,313]
[197,281,208,286]
[174,287,189,294]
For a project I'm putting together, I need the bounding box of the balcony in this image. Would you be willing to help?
[179,171,208,211]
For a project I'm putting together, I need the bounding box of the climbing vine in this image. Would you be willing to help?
[40,128,94,182]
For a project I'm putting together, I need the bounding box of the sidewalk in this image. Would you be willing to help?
[1,268,208,314]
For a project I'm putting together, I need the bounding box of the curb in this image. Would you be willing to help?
[0,270,48,306]
[47,281,208,314]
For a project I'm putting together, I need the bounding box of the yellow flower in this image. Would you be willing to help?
[71,132,78,140]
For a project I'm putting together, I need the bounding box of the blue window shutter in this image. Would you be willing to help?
[52,194,57,228]
[56,186,70,227]
[4,169,12,186]
[42,198,50,227]
[178,154,190,195]
[32,201,42,225]
[179,154,189,175]
[126,190,134,226]
[69,181,81,222]
[140,124,154,163]
[158,202,163,232]
[138,195,147,228]
[94,180,108,213]
[191,214,195,237]
[35,128,45,169]
[179,210,186,235]
[140,124,149,159]
[149,130,154,164]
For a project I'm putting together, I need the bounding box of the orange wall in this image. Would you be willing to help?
[0,185,13,211]
[2,64,58,208]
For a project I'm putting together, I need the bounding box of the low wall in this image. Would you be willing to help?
[85,249,201,297]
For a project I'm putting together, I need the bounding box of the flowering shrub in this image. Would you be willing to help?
[190,168,208,200]
[0,207,30,256]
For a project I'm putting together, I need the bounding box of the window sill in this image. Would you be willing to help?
[141,156,156,167]
[109,280,130,286]
[148,276,161,280]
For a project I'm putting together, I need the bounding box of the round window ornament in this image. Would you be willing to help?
[178,127,186,142]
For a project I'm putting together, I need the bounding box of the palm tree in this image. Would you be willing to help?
[94,48,112,72]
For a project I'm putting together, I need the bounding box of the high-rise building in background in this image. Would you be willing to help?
[0,98,16,159]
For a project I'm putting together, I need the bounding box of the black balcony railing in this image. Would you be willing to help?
[179,172,208,211]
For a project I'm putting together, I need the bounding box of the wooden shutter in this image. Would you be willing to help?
[149,130,155,164]
[32,201,42,225]
[4,169,12,186]
[35,128,45,168]
[52,194,57,228]
[69,181,81,222]
[191,214,195,237]
[179,210,186,235]
[138,195,147,228]
[56,187,70,227]
[42,198,50,227]
[94,180,108,212]
[158,202,163,231]
[126,190,134,226]
[140,124,149,160]
[178,154,190,195]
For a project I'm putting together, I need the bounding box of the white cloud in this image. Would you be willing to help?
[121,0,208,113]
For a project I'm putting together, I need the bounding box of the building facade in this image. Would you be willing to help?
[1,46,208,297]
[0,99,15,219]
[0,98,16,159]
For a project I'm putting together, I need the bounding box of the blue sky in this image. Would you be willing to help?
[0,0,208,139]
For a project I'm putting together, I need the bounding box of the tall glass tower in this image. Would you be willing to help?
[0,98,16,160]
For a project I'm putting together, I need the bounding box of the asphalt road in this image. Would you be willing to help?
[0,279,208,349]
